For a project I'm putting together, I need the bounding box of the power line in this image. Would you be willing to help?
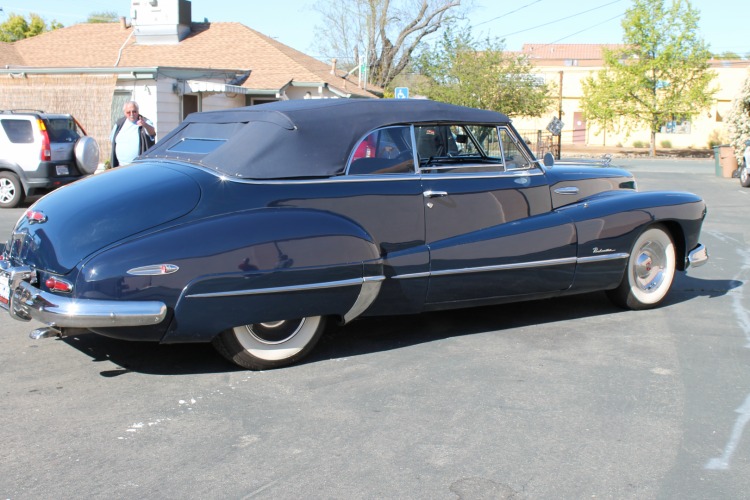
[545,13,624,45]
[497,0,624,39]
[472,0,544,28]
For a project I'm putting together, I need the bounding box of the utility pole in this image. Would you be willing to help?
[557,71,563,160]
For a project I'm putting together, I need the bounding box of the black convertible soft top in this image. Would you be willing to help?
[142,99,511,179]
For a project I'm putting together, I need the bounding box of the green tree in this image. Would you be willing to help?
[87,11,120,23]
[313,0,463,90]
[714,51,742,60]
[413,25,554,117]
[581,0,716,156]
[727,73,750,164]
[0,13,61,42]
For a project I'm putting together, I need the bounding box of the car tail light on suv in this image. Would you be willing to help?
[37,119,51,161]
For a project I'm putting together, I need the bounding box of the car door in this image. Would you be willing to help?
[418,124,577,305]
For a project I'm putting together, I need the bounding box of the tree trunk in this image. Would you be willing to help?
[650,130,656,157]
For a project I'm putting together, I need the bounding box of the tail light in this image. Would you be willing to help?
[45,277,73,293]
[38,119,51,161]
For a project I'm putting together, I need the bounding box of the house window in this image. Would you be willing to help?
[111,91,132,129]
[246,97,277,106]
[660,115,691,134]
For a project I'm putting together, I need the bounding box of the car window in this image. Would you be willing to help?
[348,125,415,175]
[45,118,81,143]
[1,119,34,144]
[168,138,226,154]
[417,124,506,174]
[499,126,534,170]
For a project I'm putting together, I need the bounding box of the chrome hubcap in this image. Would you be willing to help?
[634,242,665,292]
[245,318,305,345]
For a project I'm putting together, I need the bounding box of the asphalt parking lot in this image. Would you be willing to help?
[1,158,748,499]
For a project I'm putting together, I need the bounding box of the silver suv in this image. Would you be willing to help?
[0,110,99,208]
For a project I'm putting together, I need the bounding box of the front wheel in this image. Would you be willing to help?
[0,172,24,208]
[607,225,676,310]
[212,316,326,370]
[740,166,750,187]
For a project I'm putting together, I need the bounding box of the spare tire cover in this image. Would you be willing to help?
[74,136,100,174]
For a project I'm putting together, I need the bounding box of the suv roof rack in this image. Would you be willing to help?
[0,109,45,114]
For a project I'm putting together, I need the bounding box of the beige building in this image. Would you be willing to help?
[511,44,750,151]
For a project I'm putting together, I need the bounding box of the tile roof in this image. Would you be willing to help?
[0,41,24,66]
[1,22,378,98]
[520,43,625,66]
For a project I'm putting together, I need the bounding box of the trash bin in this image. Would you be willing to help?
[713,145,721,176]
[715,145,738,178]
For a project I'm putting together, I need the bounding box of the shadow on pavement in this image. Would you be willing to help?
[60,275,739,377]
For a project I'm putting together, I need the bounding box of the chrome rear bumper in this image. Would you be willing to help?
[0,263,167,329]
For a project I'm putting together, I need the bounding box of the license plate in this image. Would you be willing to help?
[0,272,9,305]
[56,165,70,176]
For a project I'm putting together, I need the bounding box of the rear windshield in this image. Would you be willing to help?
[45,118,81,143]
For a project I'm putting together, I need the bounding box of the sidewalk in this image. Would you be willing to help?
[560,144,714,159]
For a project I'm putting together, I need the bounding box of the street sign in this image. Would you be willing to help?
[546,117,564,136]
[394,87,409,99]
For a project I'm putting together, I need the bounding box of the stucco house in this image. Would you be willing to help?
[512,43,750,151]
[0,0,378,164]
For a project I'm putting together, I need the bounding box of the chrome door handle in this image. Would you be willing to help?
[554,187,580,195]
[423,190,448,198]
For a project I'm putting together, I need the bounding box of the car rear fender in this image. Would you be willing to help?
[114,207,385,343]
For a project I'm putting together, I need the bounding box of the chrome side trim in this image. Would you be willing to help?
[430,257,578,277]
[576,253,629,264]
[343,276,385,323]
[9,280,167,328]
[392,271,431,280]
[185,277,382,299]
[179,161,546,185]
[392,253,630,280]
[127,264,180,276]
[687,244,708,268]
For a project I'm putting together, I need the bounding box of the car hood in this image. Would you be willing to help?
[7,163,201,275]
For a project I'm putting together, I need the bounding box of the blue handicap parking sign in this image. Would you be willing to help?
[394,87,409,99]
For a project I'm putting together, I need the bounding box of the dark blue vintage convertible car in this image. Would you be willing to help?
[0,99,708,369]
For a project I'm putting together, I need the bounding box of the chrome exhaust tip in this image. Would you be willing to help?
[29,326,62,340]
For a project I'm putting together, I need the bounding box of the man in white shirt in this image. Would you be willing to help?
[110,101,156,167]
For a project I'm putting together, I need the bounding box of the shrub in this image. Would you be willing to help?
[633,140,646,148]
[660,140,672,148]
[707,129,724,149]
[727,73,750,163]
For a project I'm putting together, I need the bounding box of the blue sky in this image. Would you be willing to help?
[3,0,746,57]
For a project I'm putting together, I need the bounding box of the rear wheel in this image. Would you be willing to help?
[607,224,676,310]
[0,172,24,208]
[212,316,326,370]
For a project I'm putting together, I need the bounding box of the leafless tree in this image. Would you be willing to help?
[314,0,464,90]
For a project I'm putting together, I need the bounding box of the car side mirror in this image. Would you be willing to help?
[543,152,555,167]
